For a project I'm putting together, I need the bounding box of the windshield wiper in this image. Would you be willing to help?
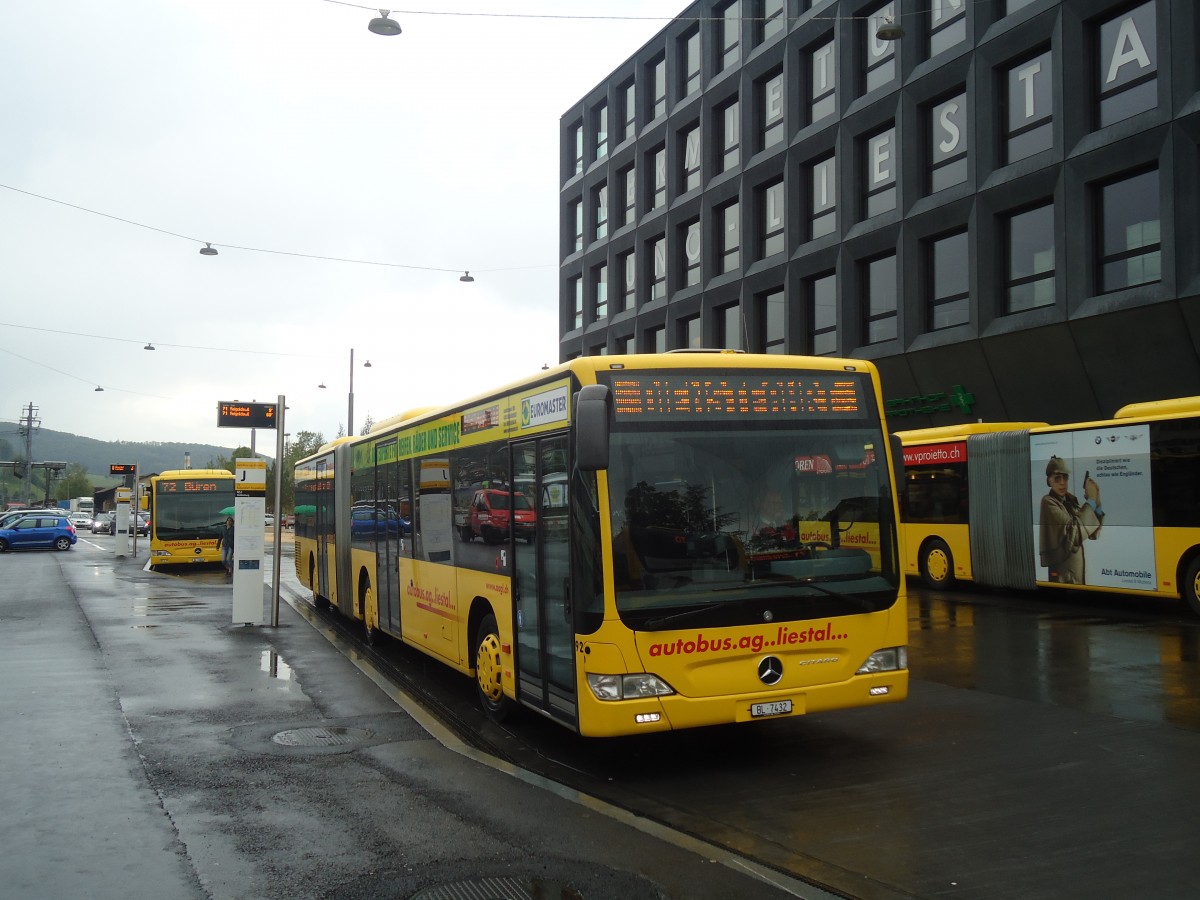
[643,595,760,629]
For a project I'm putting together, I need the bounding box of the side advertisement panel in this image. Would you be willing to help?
[1029,425,1155,590]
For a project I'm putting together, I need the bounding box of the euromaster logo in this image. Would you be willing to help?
[521,386,569,429]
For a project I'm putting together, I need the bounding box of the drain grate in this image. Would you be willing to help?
[270,726,372,747]
[410,878,582,900]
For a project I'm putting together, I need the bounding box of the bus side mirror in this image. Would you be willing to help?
[575,384,611,471]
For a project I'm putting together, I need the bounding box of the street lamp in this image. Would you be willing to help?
[347,349,373,436]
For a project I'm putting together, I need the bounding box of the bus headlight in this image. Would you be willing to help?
[587,673,675,701]
[856,647,908,674]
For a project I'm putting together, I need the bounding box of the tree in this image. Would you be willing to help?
[208,446,254,474]
[56,464,94,502]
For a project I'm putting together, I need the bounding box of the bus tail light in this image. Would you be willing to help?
[856,646,907,675]
[586,673,675,701]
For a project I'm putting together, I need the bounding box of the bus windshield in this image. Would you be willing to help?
[606,419,899,630]
[153,485,232,540]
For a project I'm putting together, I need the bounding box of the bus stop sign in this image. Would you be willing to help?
[217,401,278,429]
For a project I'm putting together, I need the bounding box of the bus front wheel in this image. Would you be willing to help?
[474,613,514,722]
[1183,556,1200,618]
[920,539,955,590]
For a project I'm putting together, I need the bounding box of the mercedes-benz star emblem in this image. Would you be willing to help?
[758,655,783,686]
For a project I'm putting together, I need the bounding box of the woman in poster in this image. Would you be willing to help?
[1038,455,1104,584]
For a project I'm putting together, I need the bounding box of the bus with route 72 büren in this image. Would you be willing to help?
[897,395,1200,615]
[294,352,909,738]
[146,469,235,568]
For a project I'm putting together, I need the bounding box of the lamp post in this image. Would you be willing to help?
[347,349,373,437]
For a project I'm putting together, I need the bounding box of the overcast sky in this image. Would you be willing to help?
[0,0,684,455]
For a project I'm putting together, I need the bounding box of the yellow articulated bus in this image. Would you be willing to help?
[146,469,236,567]
[897,396,1200,616]
[294,352,908,738]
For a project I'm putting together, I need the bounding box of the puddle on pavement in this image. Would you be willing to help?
[131,595,208,616]
[261,649,294,681]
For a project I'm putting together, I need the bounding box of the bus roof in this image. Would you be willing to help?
[1112,395,1200,420]
[151,468,234,480]
[894,422,1049,444]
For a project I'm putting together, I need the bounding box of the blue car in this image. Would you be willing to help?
[0,513,77,552]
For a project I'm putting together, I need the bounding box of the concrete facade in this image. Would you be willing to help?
[559,0,1200,427]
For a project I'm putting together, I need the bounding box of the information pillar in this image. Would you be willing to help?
[232,458,267,625]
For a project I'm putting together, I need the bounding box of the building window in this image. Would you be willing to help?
[863,126,897,218]
[594,264,608,320]
[571,122,583,175]
[682,219,701,287]
[1005,203,1055,313]
[719,97,740,172]
[594,102,608,160]
[758,70,785,151]
[864,4,898,95]
[756,0,785,46]
[1005,49,1053,164]
[619,334,637,354]
[679,315,702,349]
[593,182,608,240]
[650,235,667,301]
[718,303,743,350]
[571,200,583,251]
[1097,1,1157,128]
[571,276,583,329]
[809,39,836,125]
[719,1,741,71]
[720,200,741,273]
[761,179,785,258]
[864,254,898,344]
[681,124,701,192]
[810,155,836,239]
[649,326,666,353]
[1098,168,1161,293]
[650,145,666,210]
[681,28,701,97]
[928,0,966,57]
[620,164,636,226]
[622,80,637,140]
[809,272,837,355]
[651,55,667,119]
[930,92,968,193]
[928,231,970,330]
[620,249,636,311]
[761,288,786,353]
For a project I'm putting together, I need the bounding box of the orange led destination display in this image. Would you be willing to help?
[217,401,277,429]
[609,373,866,421]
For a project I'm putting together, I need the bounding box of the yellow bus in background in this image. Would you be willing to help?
[897,397,1200,615]
[146,469,235,567]
[295,353,908,738]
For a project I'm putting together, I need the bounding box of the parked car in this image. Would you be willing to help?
[0,509,59,530]
[0,513,77,551]
[93,512,149,535]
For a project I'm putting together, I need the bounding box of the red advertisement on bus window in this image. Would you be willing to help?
[902,441,966,467]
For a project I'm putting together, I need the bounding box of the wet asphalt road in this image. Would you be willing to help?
[7,532,1200,898]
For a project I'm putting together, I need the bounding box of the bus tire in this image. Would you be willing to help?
[474,613,513,722]
[309,556,330,610]
[920,538,955,590]
[1183,556,1200,618]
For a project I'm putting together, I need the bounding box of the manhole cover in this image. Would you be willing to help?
[410,878,582,900]
[270,726,372,747]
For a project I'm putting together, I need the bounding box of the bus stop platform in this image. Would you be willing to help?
[0,546,821,900]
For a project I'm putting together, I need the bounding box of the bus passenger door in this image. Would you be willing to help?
[315,459,331,600]
[512,436,576,727]
[375,445,400,637]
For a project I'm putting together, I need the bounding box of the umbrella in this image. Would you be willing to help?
[218,507,235,517]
